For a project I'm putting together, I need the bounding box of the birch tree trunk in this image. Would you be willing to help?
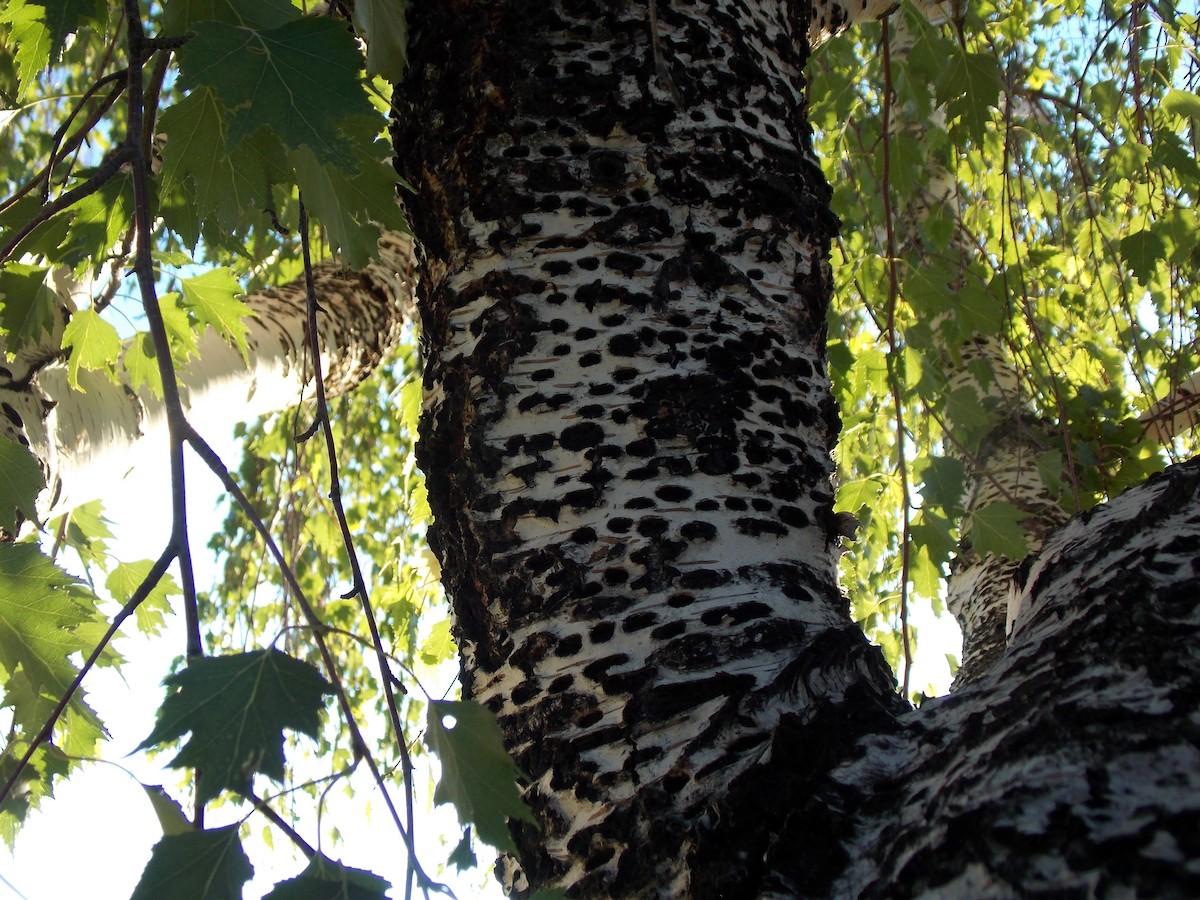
[394,1,904,894]
[394,2,1200,897]
[0,233,413,523]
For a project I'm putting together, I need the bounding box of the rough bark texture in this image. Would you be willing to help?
[819,458,1200,899]
[0,232,412,520]
[394,2,1200,898]
[394,2,904,894]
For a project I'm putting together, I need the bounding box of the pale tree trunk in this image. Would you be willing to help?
[394,1,899,894]
[0,233,413,523]
[394,1,1200,897]
[880,16,1068,687]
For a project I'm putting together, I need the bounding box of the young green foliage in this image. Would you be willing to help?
[137,649,332,804]
[60,306,120,390]
[180,268,252,358]
[0,544,104,742]
[0,0,106,99]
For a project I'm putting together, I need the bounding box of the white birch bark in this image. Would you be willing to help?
[0,232,413,521]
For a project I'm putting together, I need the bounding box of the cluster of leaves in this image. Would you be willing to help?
[0,0,535,896]
[814,0,1199,683]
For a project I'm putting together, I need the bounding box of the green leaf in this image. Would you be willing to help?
[137,649,332,804]
[1163,88,1200,121]
[291,138,408,269]
[263,855,391,900]
[0,197,73,262]
[123,332,163,397]
[106,560,179,636]
[159,291,200,360]
[161,0,299,35]
[0,1,51,99]
[157,88,263,234]
[178,18,375,165]
[0,743,69,844]
[180,268,252,357]
[0,544,102,736]
[425,700,536,854]
[1035,450,1064,498]
[400,377,421,436]
[409,481,431,523]
[917,456,965,515]
[0,0,99,98]
[49,498,111,569]
[419,618,454,667]
[353,0,409,82]
[910,510,956,569]
[58,172,133,269]
[60,307,120,390]
[0,436,44,532]
[0,263,57,350]
[130,826,254,900]
[1119,229,1166,287]
[447,830,477,871]
[140,784,191,836]
[935,50,1003,142]
[835,477,885,513]
[967,502,1029,560]
[954,279,1004,339]
[909,545,944,600]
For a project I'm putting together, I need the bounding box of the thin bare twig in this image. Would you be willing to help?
[295,200,421,900]
[880,16,914,699]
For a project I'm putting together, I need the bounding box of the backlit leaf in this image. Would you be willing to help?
[426,700,536,854]
[419,618,454,667]
[137,649,332,804]
[60,307,120,390]
[123,332,163,397]
[180,268,252,358]
[0,544,102,737]
[106,560,179,636]
[130,826,254,900]
[0,436,44,532]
